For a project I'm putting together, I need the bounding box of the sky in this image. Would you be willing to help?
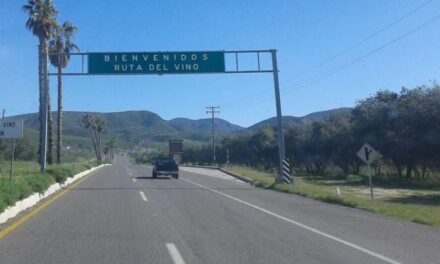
[1,0,440,127]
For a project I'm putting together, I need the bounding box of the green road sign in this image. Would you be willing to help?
[88,51,225,74]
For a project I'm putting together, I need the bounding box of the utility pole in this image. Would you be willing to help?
[206,106,220,163]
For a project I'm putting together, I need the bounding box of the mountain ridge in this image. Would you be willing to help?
[9,107,353,148]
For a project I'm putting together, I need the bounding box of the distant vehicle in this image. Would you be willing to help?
[152,157,179,179]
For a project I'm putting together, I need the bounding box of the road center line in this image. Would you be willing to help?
[166,243,186,264]
[181,178,401,264]
[139,191,148,202]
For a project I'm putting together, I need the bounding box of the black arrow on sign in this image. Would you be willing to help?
[364,147,373,161]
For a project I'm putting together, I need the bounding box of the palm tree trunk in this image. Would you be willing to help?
[93,128,101,163]
[38,42,44,163]
[47,86,54,164]
[56,62,62,164]
[89,128,99,162]
[39,38,50,172]
[96,130,102,163]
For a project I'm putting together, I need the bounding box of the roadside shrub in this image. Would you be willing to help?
[0,198,6,214]
[46,166,74,184]
[346,174,363,183]
[25,175,54,194]
[315,195,357,208]
[0,177,32,207]
[14,178,33,200]
[52,174,68,184]
[411,217,433,226]
[0,162,93,214]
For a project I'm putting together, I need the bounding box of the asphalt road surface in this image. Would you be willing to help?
[0,156,439,264]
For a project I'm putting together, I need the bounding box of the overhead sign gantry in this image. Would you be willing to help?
[47,49,292,184]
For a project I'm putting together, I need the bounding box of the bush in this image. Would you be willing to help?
[346,174,363,183]
[0,177,32,208]
[0,198,6,214]
[14,178,33,200]
[317,195,358,207]
[46,166,74,184]
[25,175,54,194]
[0,161,94,214]
[411,217,433,226]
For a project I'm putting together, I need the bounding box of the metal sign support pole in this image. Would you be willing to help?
[9,139,16,184]
[368,164,374,200]
[271,49,286,184]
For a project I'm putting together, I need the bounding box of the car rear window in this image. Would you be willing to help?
[157,158,175,164]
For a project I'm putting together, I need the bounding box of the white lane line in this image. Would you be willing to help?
[139,191,148,202]
[166,243,186,264]
[132,177,137,183]
[181,178,401,264]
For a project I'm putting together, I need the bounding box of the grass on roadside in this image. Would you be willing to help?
[222,165,440,227]
[0,161,95,214]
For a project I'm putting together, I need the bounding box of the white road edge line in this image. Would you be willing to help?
[132,178,137,183]
[166,243,186,264]
[139,191,148,202]
[181,178,401,264]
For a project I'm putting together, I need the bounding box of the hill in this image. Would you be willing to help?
[13,111,243,150]
[248,107,352,131]
[169,118,242,133]
[10,108,352,151]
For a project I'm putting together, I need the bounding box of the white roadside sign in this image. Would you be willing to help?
[0,119,24,139]
[356,143,380,165]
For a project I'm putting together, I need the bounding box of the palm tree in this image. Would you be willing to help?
[49,21,79,164]
[82,114,99,162]
[108,138,115,162]
[95,118,106,163]
[104,138,116,163]
[103,144,109,163]
[82,115,106,164]
[22,0,58,171]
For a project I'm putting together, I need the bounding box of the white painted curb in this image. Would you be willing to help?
[0,164,110,225]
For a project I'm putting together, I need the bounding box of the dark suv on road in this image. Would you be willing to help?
[152,158,179,179]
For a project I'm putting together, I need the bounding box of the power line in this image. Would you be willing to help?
[229,11,440,108]
[281,11,440,96]
[220,0,436,109]
[280,0,436,86]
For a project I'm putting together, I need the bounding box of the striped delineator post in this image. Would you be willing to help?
[282,159,292,184]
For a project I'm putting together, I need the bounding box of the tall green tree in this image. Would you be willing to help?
[49,21,79,164]
[22,0,58,167]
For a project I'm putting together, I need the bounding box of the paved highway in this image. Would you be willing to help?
[0,156,439,264]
